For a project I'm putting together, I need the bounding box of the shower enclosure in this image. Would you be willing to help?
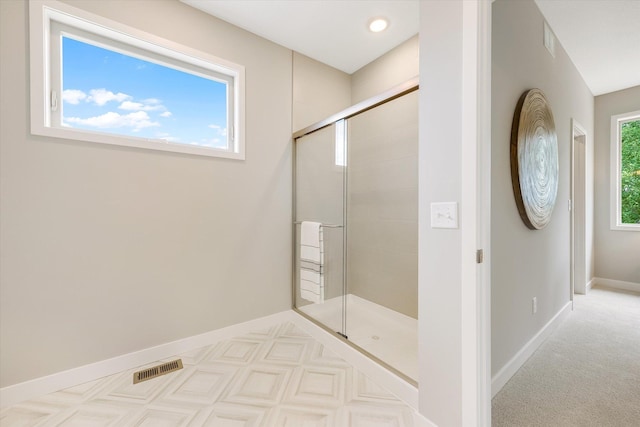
[293,79,419,383]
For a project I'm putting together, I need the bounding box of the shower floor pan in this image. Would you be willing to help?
[299,294,418,382]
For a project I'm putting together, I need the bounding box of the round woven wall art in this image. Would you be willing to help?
[510,89,558,230]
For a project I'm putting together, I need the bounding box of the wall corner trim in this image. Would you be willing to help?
[593,277,640,293]
[0,310,295,409]
[491,301,572,398]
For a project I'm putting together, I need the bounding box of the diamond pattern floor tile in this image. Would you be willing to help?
[284,365,350,408]
[0,406,52,427]
[191,403,267,427]
[161,365,237,406]
[206,339,265,366]
[126,406,197,427]
[1,322,419,427]
[266,405,337,427]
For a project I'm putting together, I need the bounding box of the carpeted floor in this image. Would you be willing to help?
[492,286,640,427]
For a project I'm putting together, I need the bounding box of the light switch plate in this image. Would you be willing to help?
[430,202,458,229]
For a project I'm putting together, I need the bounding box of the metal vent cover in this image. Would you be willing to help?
[133,359,183,384]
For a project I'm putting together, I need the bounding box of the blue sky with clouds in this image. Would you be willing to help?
[61,37,228,149]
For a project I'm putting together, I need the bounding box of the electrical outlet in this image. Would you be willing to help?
[532,297,537,314]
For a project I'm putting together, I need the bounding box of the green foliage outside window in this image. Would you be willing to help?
[621,120,640,224]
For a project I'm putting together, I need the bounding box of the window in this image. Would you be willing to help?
[30,0,245,159]
[610,110,640,230]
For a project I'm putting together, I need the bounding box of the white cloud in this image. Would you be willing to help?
[64,89,172,130]
[118,100,164,112]
[87,89,130,106]
[66,111,159,130]
[62,89,87,105]
[118,101,145,111]
[208,124,227,137]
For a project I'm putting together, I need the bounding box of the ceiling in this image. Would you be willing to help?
[535,0,640,96]
[180,0,419,74]
[181,0,640,96]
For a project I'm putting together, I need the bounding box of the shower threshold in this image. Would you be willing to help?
[299,294,418,382]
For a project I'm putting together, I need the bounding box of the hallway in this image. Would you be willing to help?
[492,287,640,426]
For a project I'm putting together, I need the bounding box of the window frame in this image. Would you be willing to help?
[610,110,640,231]
[29,0,245,159]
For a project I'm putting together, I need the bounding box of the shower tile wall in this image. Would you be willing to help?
[347,92,419,319]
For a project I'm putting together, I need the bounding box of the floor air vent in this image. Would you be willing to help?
[133,359,183,384]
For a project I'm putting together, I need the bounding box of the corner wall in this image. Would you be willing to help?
[0,0,292,388]
[292,52,352,132]
[594,86,640,284]
[491,0,594,380]
[351,35,419,104]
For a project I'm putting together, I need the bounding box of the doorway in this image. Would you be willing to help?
[571,119,588,299]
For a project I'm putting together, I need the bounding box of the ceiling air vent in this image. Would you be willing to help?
[543,21,556,58]
[133,359,183,384]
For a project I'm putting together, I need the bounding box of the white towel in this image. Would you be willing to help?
[300,221,324,303]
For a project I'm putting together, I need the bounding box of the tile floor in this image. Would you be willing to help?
[1,322,424,426]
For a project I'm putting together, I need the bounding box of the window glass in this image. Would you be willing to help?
[620,119,640,225]
[61,37,230,150]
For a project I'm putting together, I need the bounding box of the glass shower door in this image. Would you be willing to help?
[345,91,419,381]
[292,81,419,384]
[294,123,346,335]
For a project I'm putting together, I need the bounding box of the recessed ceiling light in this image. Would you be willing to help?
[368,18,388,33]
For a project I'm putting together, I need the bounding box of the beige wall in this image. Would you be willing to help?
[351,35,419,104]
[594,86,640,283]
[292,53,352,132]
[491,0,594,375]
[0,0,292,388]
[347,92,419,318]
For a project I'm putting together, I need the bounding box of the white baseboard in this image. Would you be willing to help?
[586,278,594,293]
[593,277,640,293]
[576,278,594,295]
[0,310,295,409]
[491,301,572,398]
